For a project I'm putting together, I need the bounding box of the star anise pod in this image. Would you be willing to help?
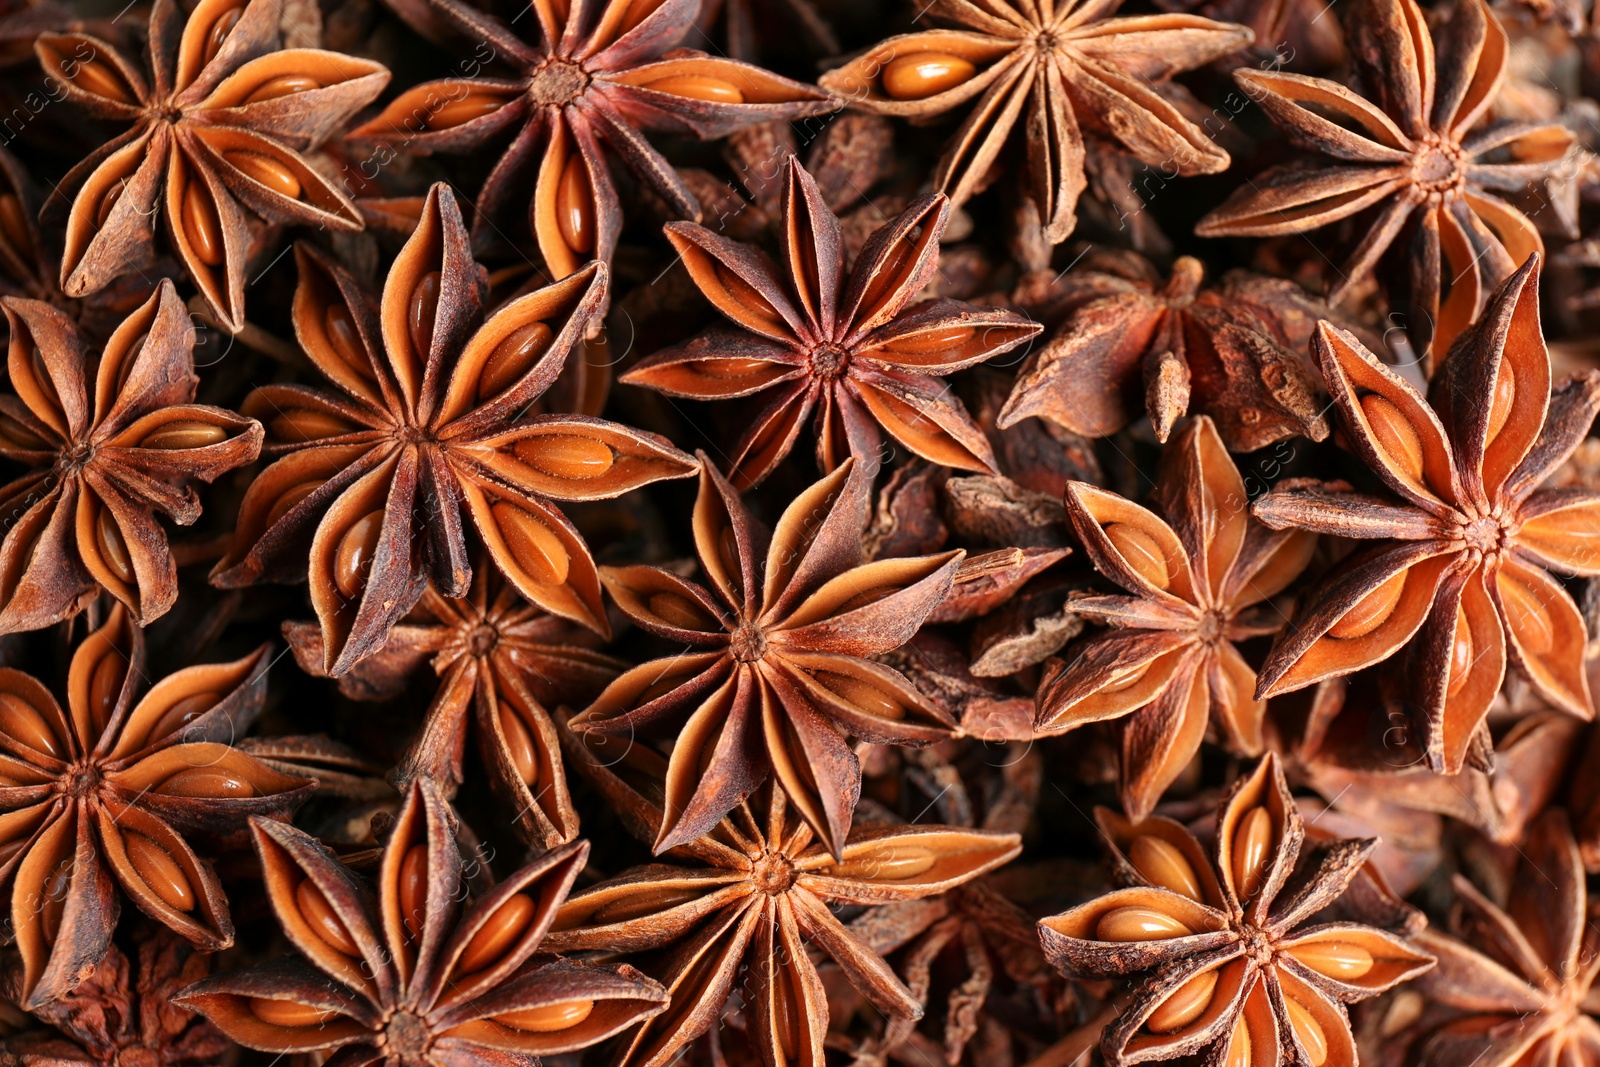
[1035,416,1316,819]
[570,454,964,857]
[818,1,1251,244]
[177,778,669,1065]
[1251,254,1600,773]
[1039,753,1434,1067]
[0,929,228,1067]
[544,737,1022,1067]
[210,182,698,675]
[0,281,263,632]
[620,157,1040,489]
[1196,0,1575,359]
[36,0,391,332]
[1411,808,1600,1067]
[349,0,832,285]
[0,605,313,1008]
[284,559,623,848]
[999,252,1346,451]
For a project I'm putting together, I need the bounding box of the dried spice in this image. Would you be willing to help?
[0,605,311,1008]
[38,0,391,331]
[1036,416,1316,818]
[1039,754,1434,1066]
[211,182,698,675]
[1197,0,1575,359]
[1252,255,1600,773]
[178,779,669,1063]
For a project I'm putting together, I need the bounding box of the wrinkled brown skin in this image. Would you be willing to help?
[1196,0,1575,361]
[622,157,1040,489]
[1038,754,1435,1067]
[1034,416,1315,820]
[0,280,262,632]
[0,605,312,1010]
[544,736,1022,1067]
[1252,255,1600,775]
[570,454,964,857]
[37,0,390,332]
[820,0,1250,245]
[1413,810,1600,1067]
[177,780,669,1067]
[210,182,699,677]
[349,0,834,296]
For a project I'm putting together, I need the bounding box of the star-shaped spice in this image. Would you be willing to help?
[1412,809,1600,1067]
[621,157,1040,489]
[571,455,963,857]
[545,739,1022,1067]
[1251,254,1600,773]
[349,0,832,284]
[1038,754,1434,1067]
[210,182,699,676]
[37,0,391,332]
[284,559,623,849]
[819,1,1251,244]
[1196,0,1575,360]
[177,779,669,1065]
[0,605,312,1009]
[1036,416,1316,819]
[0,281,263,632]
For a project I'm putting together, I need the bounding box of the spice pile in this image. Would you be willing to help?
[0,0,1598,1065]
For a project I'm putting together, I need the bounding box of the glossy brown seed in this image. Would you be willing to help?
[496,1000,595,1032]
[711,263,787,335]
[140,419,228,450]
[589,885,703,924]
[268,408,351,443]
[511,435,614,481]
[201,7,243,68]
[426,93,504,129]
[399,843,428,939]
[1486,371,1516,445]
[477,321,554,400]
[409,271,442,364]
[95,506,135,584]
[1146,968,1218,1034]
[457,892,536,973]
[639,74,745,104]
[1360,394,1426,483]
[1327,571,1406,640]
[68,57,133,104]
[1285,995,1329,1066]
[0,691,60,758]
[126,832,195,912]
[1230,807,1272,901]
[224,150,302,200]
[95,176,129,229]
[158,767,256,798]
[491,502,569,585]
[39,858,70,942]
[295,877,360,956]
[182,182,224,268]
[1501,575,1554,654]
[265,479,325,529]
[880,325,975,355]
[1104,523,1170,591]
[1223,1025,1251,1067]
[249,998,341,1027]
[815,671,905,721]
[556,156,595,255]
[1128,836,1202,901]
[87,646,124,737]
[1287,940,1375,981]
[1446,612,1473,697]
[1096,906,1192,942]
[334,509,385,598]
[829,845,935,880]
[646,590,712,629]
[0,193,29,256]
[498,703,540,787]
[881,53,975,100]
[242,74,319,103]
[324,303,370,377]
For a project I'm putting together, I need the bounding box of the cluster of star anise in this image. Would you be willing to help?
[4,0,1600,1065]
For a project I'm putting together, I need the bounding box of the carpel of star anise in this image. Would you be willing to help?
[570,454,964,857]
[36,0,391,332]
[1035,416,1316,819]
[1038,753,1434,1067]
[819,0,1251,245]
[621,157,1040,489]
[0,280,263,632]
[349,0,833,286]
[0,604,312,1009]
[210,182,699,676]
[1196,0,1576,360]
[177,778,669,1065]
[1251,254,1600,774]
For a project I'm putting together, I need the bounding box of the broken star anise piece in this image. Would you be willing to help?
[177,779,669,1065]
[1252,254,1600,773]
[349,0,833,285]
[0,605,312,1009]
[37,0,391,332]
[1037,416,1316,819]
[0,280,263,632]
[819,0,1250,244]
[571,455,964,857]
[210,182,698,676]
[1196,0,1575,360]
[1038,753,1434,1067]
[621,157,1040,489]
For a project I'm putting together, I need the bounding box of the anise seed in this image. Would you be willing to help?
[249,998,340,1027]
[242,74,320,103]
[1096,906,1192,941]
[498,704,540,786]
[224,150,302,200]
[408,271,442,365]
[334,509,385,598]
[0,692,59,758]
[1284,995,1329,1066]
[1230,807,1272,901]
[1104,523,1170,590]
[495,1000,594,1031]
[1327,571,1406,640]
[556,156,596,255]
[640,73,744,103]
[881,53,974,99]
[491,502,569,585]
[296,877,361,956]
[511,435,614,480]
[815,671,905,721]
[399,843,428,939]
[126,832,196,911]
[1128,836,1201,900]
[829,845,935,880]
[457,892,536,973]
[1359,394,1426,483]
[140,420,228,449]
[1286,940,1375,981]
[158,767,255,798]
[182,182,224,268]
[1145,968,1218,1033]
[478,321,554,400]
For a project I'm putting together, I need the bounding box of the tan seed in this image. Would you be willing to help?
[478,321,554,400]
[264,479,324,529]
[1446,612,1473,697]
[249,998,341,1028]
[881,325,975,355]
[829,845,936,881]
[269,409,350,444]
[1145,968,1218,1034]
[87,648,124,737]
[1223,1023,1251,1067]
[323,303,369,377]
[1095,906,1192,942]
[334,509,385,598]
[556,155,595,255]
[159,767,254,799]
[0,692,59,758]
[296,877,360,956]
[1360,394,1426,483]
[399,842,428,939]
[511,434,614,480]
[140,419,227,450]
[711,263,785,335]
[1285,995,1329,1066]
[498,703,539,787]
[426,93,504,129]
[182,182,223,268]
[242,74,319,103]
[590,885,703,924]
[1104,523,1169,591]
[1287,939,1375,981]
[201,7,243,67]
[1500,575,1554,654]
[39,859,70,942]
[640,74,744,104]
[881,53,975,100]
[1230,807,1273,901]
[458,892,536,973]
[95,506,135,584]
[647,590,710,629]
[408,270,442,364]
[126,832,195,911]
[148,692,219,743]
[1127,836,1201,901]
[1327,571,1406,640]
[1486,369,1516,446]
[1102,661,1151,694]
[224,150,301,200]
[95,176,130,229]
[492,502,569,585]
[814,670,905,721]
[496,999,594,1032]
